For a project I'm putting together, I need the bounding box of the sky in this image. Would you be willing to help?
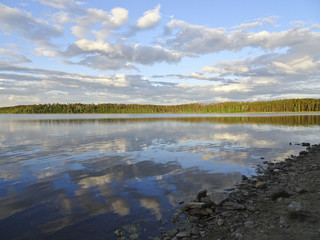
[0,0,320,107]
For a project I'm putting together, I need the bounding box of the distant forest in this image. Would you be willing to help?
[0,98,320,114]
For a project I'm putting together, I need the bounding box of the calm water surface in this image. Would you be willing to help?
[0,113,320,239]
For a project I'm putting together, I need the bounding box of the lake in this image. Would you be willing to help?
[0,113,320,239]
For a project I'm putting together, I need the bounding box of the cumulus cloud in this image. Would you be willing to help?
[60,40,183,70]
[71,7,128,40]
[0,3,63,47]
[136,4,161,29]
[165,19,229,54]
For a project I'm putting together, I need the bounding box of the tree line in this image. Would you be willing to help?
[0,98,320,114]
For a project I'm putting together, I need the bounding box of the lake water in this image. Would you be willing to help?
[0,113,320,239]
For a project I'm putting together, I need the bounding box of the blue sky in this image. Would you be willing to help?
[0,0,319,106]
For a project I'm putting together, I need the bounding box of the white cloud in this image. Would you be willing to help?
[71,7,128,40]
[203,60,249,75]
[0,48,31,64]
[0,3,63,47]
[165,19,229,54]
[136,4,161,29]
[33,0,85,10]
[272,56,320,75]
[232,16,278,29]
[62,40,183,70]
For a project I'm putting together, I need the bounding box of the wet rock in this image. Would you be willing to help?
[255,181,267,189]
[197,189,207,202]
[209,192,229,206]
[301,142,311,147]
[241,175,248,180]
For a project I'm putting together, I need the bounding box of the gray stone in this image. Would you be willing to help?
[235,232,243,239]
[244,221,253,228]
[191,226,200,235]
[245,204,257,212]
[217,218,224,226]
[176,231,190,238]
[209,192,229,206]
[288,201,302,211]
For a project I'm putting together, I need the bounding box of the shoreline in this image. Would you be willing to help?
[160,144,320,240]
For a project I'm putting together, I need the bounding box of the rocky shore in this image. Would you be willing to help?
[160,144,320,240]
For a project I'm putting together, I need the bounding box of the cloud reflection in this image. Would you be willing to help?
[0,115,319,239]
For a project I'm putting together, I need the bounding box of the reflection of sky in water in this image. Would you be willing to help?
[0,114,319,239]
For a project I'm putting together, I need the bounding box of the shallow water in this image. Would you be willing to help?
[0,114,319,239]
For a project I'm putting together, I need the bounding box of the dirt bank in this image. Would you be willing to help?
[161,144,320,240]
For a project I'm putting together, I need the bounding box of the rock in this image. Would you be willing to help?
[288,201,302,211]
[295,187,306,193]
[245,204,257,212]
[201,196,214,207]
[235,232,243,239]
[176,231,190,238]
[162,237,171,240]
[197,189,207,202]
[168,229,178,237]
[185,202,206,209]
[299,151,308,156]
[191,226,200,235]
[241,175,248,180]
[301,142,310,147]
[222,201,246,210]
[190,208,210,216]
[114,229,122,236]
[217,218,224,226]
[271,189,291,201]
[209,192,229,206]
[244,221,253,228]
[205,208,213,214]
[255,181,267,189]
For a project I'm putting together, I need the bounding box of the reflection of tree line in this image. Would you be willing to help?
[15,115,320,126]
[1,98,320,113]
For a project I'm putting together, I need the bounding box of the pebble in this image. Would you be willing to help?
[288,201,302,211]
[217,218,224,226]
[244,221,253,228]
[255,181,267,189]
